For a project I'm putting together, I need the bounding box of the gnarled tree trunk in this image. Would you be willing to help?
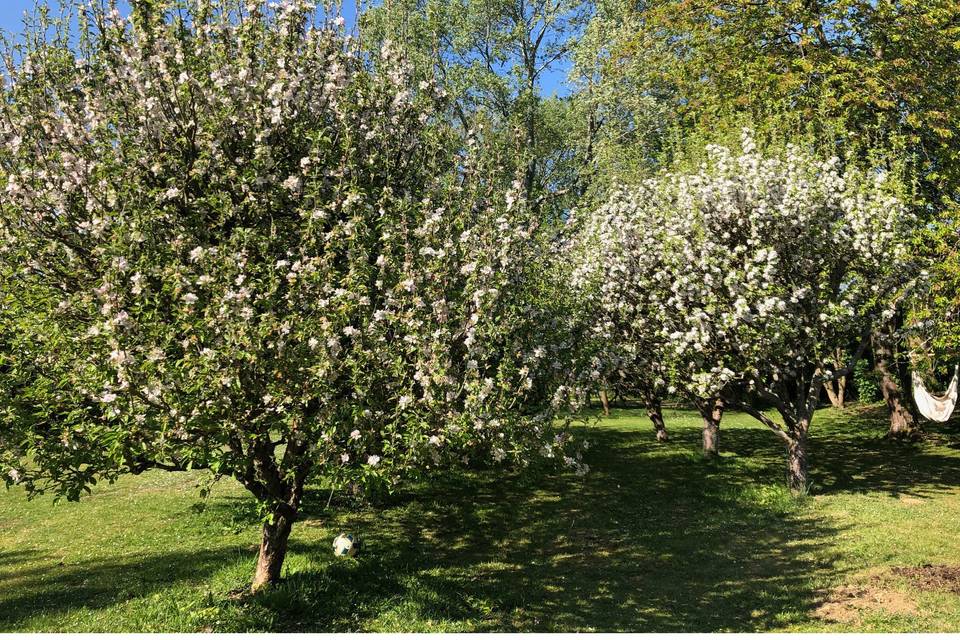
[822,380,844,408]
[248,442,310,592]
[699,397,723,458]
[729,396,812,494]
[873,329,918,438]
[230,430,312,593]
[645,391,668,442]
[252,511,295,591]
[782,380,821,495]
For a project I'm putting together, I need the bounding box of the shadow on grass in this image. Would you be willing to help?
[6,407,960,631]
[212,426,848,631]
[808,406,960,498]
[0,545,251,630]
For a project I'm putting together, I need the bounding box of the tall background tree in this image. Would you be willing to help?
[359,0,594,218]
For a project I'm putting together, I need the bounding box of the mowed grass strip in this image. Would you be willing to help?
[2,405,960,632]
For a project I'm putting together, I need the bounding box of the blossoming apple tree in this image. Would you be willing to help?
[570,166,772,456]
[568,191,675,443]
[583,131,913,489]
[0,0,579,590]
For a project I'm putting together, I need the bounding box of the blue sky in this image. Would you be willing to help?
[0,0,570,96]
[0,2,37,34]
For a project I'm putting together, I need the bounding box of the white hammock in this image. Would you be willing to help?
[912,366,959,422]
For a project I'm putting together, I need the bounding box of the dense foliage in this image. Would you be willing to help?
[572,131,914,489]
[0,0,581,589]
[588,0,960,208]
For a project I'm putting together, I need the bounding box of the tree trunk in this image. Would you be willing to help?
[822,348,847,408]
[823,381,839,408]
[646,393,668,442]
[251,511,294,592]
[784,398,814,494]
[599,388,610,416]
[700,397,723,458]
[883,388,916,437]
[822,379,846,409]
[873,330,918,438]
[785,434,809,494]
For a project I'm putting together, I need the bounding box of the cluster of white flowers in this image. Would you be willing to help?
[572,129,913,431]
[0,0,583,503]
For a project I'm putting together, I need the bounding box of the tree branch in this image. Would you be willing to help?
[725,399,794,444]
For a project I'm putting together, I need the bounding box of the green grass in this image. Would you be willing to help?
[3,404,960,631]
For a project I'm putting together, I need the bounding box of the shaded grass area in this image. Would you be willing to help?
[2,405,960,631]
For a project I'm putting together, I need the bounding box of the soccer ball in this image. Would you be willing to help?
[333,532,361,557]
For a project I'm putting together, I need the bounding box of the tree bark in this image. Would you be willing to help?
[822,378,846,408]
[726,395,811,493]
[785,434,809,494]
[873,330,918,438]
[700,397,723,458]
[645,392,668,442]
[598,388,610,416]
[822,348,847,408]
[252,510,295,592]
[230,430,310,593]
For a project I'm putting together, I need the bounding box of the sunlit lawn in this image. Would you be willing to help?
[3,404,960,631]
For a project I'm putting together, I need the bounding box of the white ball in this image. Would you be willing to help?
[333,532,361,557]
